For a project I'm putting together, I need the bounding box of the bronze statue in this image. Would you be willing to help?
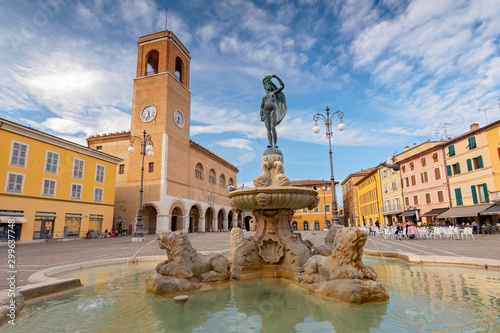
[260,75,287,148]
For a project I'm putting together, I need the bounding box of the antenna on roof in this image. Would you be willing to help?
[434,130,439,140]
[478,108,492,124]
[443,122,451,140]
[164,8,168,31]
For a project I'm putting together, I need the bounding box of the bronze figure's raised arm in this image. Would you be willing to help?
[260,74,287,148]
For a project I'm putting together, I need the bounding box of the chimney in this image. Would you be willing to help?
[413,143,417,147]
[470,123,480,131]
[427,139,430,142]
[405,146,409,151]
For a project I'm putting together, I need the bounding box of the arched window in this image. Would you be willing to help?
[195,163,203,180]
[146,50,159,76]
[219,174,226,188]
[292,221,298,231]
[229,177,235,187]
[314,221,320,230]
[209,169,216,184]
[303,221,309,230]
[175,57,183,82]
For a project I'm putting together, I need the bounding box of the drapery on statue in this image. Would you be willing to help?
[260,75,287,148]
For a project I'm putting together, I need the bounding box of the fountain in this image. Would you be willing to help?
[145,75,389,304]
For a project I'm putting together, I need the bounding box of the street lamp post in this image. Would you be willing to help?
[322,185,329,229]
[128,130,154,242]
[313,106,345,226]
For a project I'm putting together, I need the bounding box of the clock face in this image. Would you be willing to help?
[174,110,184,128]
[140,105,156,122]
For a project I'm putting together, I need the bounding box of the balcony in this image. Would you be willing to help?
[489,191,500,204]
[382,203,402,215]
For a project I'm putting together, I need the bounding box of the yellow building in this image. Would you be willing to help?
[341,168,376,227]
[289,180,337,230]
[355,167,384,226]
[87,30,239,234]
[0,118,121,241]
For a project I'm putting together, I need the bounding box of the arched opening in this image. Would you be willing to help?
[143,206,158,234]
[175,57,183,82]
[189,206,200,233]
[195,163,203,180]
[292,221,298,231]
[303,221,309,230]
[244,216,252,231]
[229,177,235,188]
[314,220,320,230]
[237,213,243,229]
[209,169,216,185]
[228,212,234,229]
[146,50,159,76]
[205,208,214,232]
[171,207,182,231]
[217,210,224,232]
[219,174,226,188]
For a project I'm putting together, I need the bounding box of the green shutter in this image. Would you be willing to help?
[483,183,489,203]
[468,136,477,149]
[478,155,483,168]
[447,165,452,176]
[455,188,463,206]
[456,163,461,174]
[449,145,455,156]
[467,159,472,171]
[471,185,478,204]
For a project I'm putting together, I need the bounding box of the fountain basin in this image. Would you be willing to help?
[228,186,319,211]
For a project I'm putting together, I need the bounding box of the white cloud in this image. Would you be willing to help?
[215,138,254,150]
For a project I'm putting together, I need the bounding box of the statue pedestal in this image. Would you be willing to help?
[230,208,311,282]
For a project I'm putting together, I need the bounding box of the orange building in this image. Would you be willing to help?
[87,30,238,234]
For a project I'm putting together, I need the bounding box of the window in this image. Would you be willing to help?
[421,171,428,183]
[468,136,477,150]
[303,221,309,230]
[393,197,400,210]
[413,195,419,205]
[94,188,103,202]
[64,214,81,237]
[432,152,439,163]
[448,145,455,157]
[384,184,388,193]
[209,169,215,184]
[96,146,102,151]
[411,175,416,186]
[42,179,56,197]
[409,162,415,171]
[148,162,154,173]
[402,165,406,173]
[313,185,317,190]
[119,164,125,174]
[403,178,409,188]
[6,173,24,193]
[95,165,105,183]
[314,221,320,230]
[467,156,484,171]
[9,141,28,168]
[71,184,82,200]
[219,175,226,188]
[471,184,489,204]
[421,157,426,167]
[302,208,307,213]
[73,159,85,179]
[437,190,444,203]
[313,206,319,212]
[325,205,330,212]
[434,167,441,180]
[454,188,463,206]
[382,170,387,178]
[44,151,59,174]
[404,197,410,206]
[392,181,398,190]
[195,164,203,180]
[425,192,431,204]
[452,163,461,175]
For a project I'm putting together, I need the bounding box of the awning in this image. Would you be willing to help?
[436,203,494,219]
[479,204,500,216]
[0,216,28,224]
[400,210,419,217]
[421,208,449,217]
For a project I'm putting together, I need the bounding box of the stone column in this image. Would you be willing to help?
[198,217,206,232]
[223,217,229,232]
[156,215,170,233]
[185,216,191,233]
[212,217,217,232]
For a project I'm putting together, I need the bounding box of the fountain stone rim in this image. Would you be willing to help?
[228,186,319,211]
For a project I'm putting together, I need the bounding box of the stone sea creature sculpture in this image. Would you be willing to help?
[253,153,290,187]
[301,227,389,304]
[146,232,230,295]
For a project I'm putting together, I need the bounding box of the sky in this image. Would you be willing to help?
[1,0,500,202]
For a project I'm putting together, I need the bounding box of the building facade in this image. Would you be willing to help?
[355,168,384,226]
[342,168,375,227]
[290,180,338,230]
[87,30,239,234]
[1,118,121,241]
[379,165,403,226]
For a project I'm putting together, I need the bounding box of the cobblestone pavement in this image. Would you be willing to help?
[1,230,499,290]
